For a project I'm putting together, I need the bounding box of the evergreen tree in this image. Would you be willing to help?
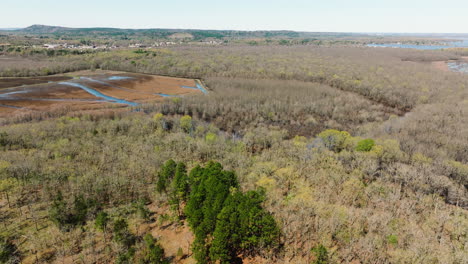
[185,162,280,263]
[311,244,329,264]
[210,190,280,263]
[113,219,135,248]
[143,234,168,264]
[49,191,69,229]
[185,162,238,263]
[173,162,189,202]
[185,165,205,228]
[156,159,177,193]
[49,192,91,230]
[209,193,241,263]
[169,162,189,217]
[72,194,88,225]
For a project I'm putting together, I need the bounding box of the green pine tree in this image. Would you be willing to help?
[156,159,177,193]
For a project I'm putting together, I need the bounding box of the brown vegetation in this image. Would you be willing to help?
[0,43,467,264]
[0,71,204,118]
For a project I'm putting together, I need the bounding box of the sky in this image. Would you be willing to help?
[1,0,467,33]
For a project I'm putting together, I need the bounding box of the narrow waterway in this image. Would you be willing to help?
[59,82,139,106]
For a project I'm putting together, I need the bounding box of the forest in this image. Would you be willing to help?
[0,31,467,264]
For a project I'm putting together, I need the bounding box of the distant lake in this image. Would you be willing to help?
[367,39,468,50]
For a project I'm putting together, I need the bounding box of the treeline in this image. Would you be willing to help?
[0,46,99,57]
[1,46,466,111]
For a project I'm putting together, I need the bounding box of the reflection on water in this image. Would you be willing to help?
[108,76,133,81]
[156,93,179,97]
[181,82,208,94]
[0,90,29,97]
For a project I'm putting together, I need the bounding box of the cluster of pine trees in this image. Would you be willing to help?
[157,160,280,264]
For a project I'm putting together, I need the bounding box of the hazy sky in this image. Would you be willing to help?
[2,0,467,33]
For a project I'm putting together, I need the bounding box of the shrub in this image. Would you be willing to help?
[113,219,135,248]
[180,115,193,133]
[116,247,135,264]
[205,132,217,144]
[95,211,109,231]
[0,235,18,263]
[143,234,168,264]
[387,234,398,246]
[49,192,92,230]
[355,138,375,152]
[135,200,151,221]
[317,129,351,152]
[311,244,329,264]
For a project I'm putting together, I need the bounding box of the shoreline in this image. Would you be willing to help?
[431,56,468,73]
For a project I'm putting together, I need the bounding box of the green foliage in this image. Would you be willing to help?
[113,219,135,248]
[173,162,189,202]
[168,162,190,218]
[311,244,329,264]
[279,39,290,46]
[185,162,238,232]
[49,192,90,230]
[387,234,398,246]
[134,200,151,221]
[210,190,280,263]
[0,235,17,263]
[134,49,147,54]
[355,138,375,152]
[113,218,128,237]
[156,159,177,193]
[185,162,239,263]
[116,247,136,264]
[0,132,8,147]
[185,162,279,264]
[180,115,193,133]
[205,132,217,144]
[73,194,89,225]
[49,191,67,228]
[317,129,351,152]
[176,247,184,258]
[142,234,168,264]
[95,211,109,231]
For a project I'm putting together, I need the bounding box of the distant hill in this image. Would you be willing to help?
[23,24,69,33]
[8,24,366,40]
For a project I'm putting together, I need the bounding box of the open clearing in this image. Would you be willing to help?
[0,70,206,117]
